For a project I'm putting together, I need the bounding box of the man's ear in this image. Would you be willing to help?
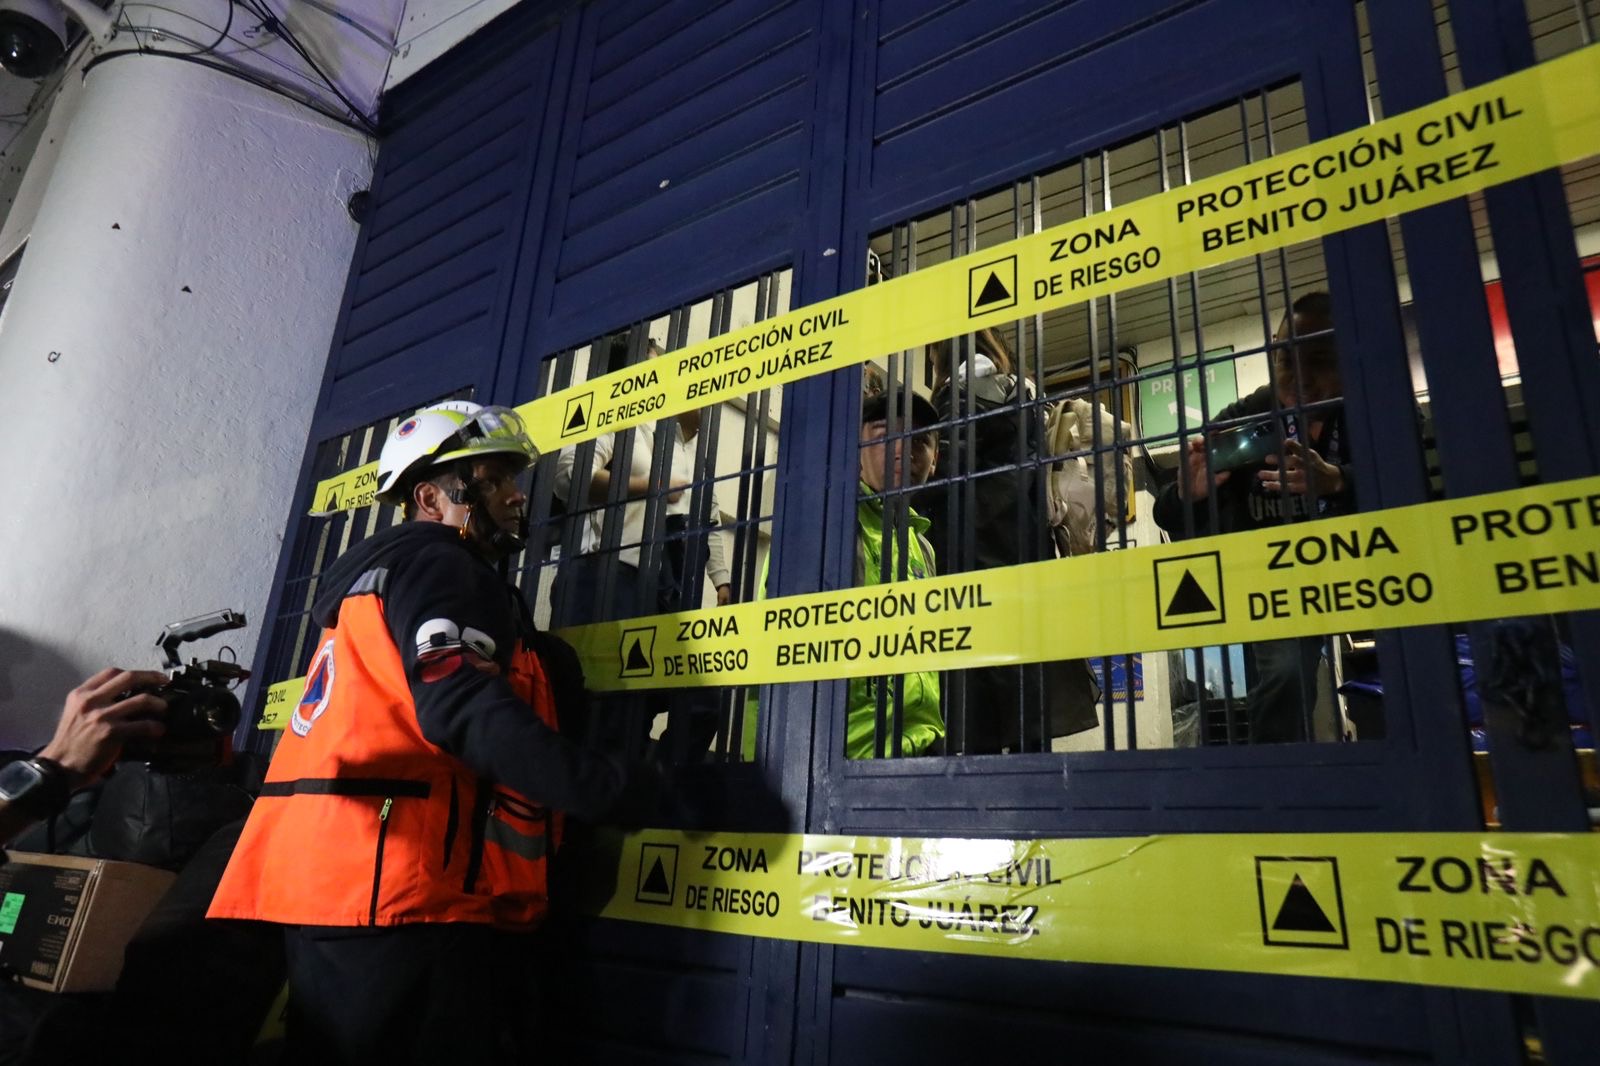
[412,479,449,520]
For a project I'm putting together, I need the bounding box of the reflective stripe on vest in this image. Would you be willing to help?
[259,777,430,799]
[485,815,548,862]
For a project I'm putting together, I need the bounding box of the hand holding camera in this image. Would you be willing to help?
[37,607,253,784]
[116,610,251,764]
[38,667,169,790]
[1178,422,1283,503]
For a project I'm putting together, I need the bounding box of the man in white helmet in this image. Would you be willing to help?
[211,401,669,1064]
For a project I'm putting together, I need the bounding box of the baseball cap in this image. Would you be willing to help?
[861,390,940,432]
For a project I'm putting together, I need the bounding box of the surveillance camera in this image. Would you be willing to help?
[0,0,66,80]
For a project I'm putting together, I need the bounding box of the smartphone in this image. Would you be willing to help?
[1208,421,1278,472]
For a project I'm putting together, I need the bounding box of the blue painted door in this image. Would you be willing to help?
[254,1,1600,1062]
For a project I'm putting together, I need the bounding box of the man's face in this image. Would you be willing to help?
[440,455,528,552]
[859,420,936,491]
[1272,312,1342,406]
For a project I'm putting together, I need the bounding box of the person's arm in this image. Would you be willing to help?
[1153,392,1262,538]
[579,429,683,506]
[386,546,659,823]
[899,679,946,758]
[584,449,654,504]
[553,432,623,506]
[552,442,581,504]
[1152,460,1216,539]
[705,490,732,604]
[1,669,167,845]
[586,427,690,505]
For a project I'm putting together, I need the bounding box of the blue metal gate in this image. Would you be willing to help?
[250,1,1600,1062]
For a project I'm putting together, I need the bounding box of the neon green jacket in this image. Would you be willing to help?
[744,488,944,760]
[846,490,944,758]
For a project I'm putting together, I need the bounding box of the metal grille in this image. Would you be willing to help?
[515,269,792,764]
[852,0,1599,767]
[866,78,1340,756]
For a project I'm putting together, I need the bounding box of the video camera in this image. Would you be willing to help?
[125,609,250,754]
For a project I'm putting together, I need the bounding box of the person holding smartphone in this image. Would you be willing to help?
[1152,291,1353,743]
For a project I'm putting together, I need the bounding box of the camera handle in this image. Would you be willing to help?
[156,609,248,669]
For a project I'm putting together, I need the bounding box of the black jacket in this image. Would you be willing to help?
[313,522,657,823]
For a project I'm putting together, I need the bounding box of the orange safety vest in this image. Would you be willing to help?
[209,589,562,930]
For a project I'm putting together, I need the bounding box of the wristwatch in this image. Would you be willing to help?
[0,757,71,818]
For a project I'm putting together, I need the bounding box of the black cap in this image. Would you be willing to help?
[861,390,940,432]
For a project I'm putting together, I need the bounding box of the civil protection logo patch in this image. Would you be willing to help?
[397,418,420,438]
[289,638,336,737]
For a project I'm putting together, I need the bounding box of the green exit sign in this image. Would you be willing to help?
[1138,347,1238,442]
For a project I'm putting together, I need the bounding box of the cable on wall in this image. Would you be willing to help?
[96,0,380,135]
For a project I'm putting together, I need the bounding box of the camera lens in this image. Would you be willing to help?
[160,682,241,743]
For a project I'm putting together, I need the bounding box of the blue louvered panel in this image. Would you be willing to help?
[540,0,814,337]
[323,29,558,413]
[826,938,1454,1065]
[867,0,1277,197]
[552,920,750,1061]
[831,947,1435,1056]
[828,997,1417,1066]
[563,77,811,238]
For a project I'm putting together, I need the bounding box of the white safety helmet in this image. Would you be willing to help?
[375,401,537,506]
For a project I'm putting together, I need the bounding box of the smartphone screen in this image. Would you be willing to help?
[1208,421,1278,472]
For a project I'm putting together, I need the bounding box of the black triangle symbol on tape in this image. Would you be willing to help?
[626,639,651,672]
[324,490,340,511]
[1165,569,1217,616]
[1273,874,1337,933]
[642,857,670,896]
[566,404,587,432]
[975,271,1011,308]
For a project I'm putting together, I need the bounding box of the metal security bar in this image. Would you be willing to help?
[517,269,791,764]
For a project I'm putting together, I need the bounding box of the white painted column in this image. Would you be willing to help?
[0,45,373,741]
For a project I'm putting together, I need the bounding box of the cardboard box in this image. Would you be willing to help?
[0,852,175,992]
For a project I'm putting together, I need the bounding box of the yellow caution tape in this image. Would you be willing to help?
[256,676,304,731]
[308,464,380,517]
[593,828,1600,1000]
[557,474,1600,691]
[307,44,1600,517]
[263,472,1600,718]
[253,983,289,1046]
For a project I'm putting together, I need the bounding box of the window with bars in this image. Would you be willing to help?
[849,0,1599,768]
[515,269,792,765]
[253,0,1598,799]
[866,76,1352,757]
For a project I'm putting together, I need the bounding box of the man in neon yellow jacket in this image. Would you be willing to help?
[746,391,945,760]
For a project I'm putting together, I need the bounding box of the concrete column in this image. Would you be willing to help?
[0,33,375,741]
